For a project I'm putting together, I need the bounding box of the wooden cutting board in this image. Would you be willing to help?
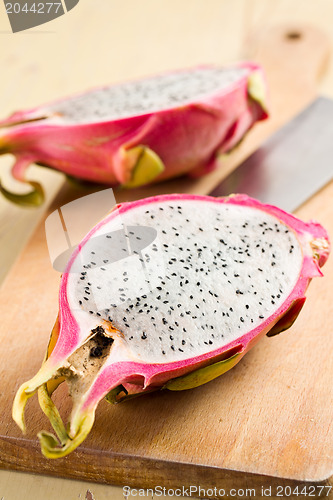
[0,26,332,494]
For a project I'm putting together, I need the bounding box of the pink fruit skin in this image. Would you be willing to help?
[0,63,268,186]
[45,194,330,417]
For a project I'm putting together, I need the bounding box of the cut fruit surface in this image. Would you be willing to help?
[0,63,268,205]
[13,194,330,458]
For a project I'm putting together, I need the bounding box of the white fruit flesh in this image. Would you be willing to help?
[43,67,248,123]
[69,199,302,363]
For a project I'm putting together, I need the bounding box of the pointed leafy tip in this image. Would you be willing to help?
[0,179,45,207]
[105,385,126,404]
[38,411,95,459]
[12,383,36,433]
[164,352,241,391]
[13,352,97,458]
[38,383,68,446]
[247,70,269,114]
[105,385,157,404]
[266,297,306,337]
[12,360,59,434]
[122,146,165,189]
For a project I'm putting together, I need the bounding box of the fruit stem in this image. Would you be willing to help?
[38,410,96,459]
[38,383,68,446]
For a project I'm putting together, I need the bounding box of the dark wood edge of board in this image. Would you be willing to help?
[0,436,332,498]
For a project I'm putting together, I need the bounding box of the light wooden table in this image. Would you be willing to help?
[1,1,333,499]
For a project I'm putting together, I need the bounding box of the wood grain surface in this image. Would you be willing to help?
[1,1,333,499]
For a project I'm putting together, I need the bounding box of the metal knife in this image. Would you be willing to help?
[210,97,333,212]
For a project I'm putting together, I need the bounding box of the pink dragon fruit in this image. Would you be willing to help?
[0,64,268,205]
[13,193,329,458]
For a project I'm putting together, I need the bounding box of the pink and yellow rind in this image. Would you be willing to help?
[0,63,268,205]
[12,193,330,457]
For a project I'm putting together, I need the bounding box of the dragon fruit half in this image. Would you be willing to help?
[13,194,329,458]
[0,64,268,205]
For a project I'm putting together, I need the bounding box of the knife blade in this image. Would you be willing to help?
[210,97,333,212]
